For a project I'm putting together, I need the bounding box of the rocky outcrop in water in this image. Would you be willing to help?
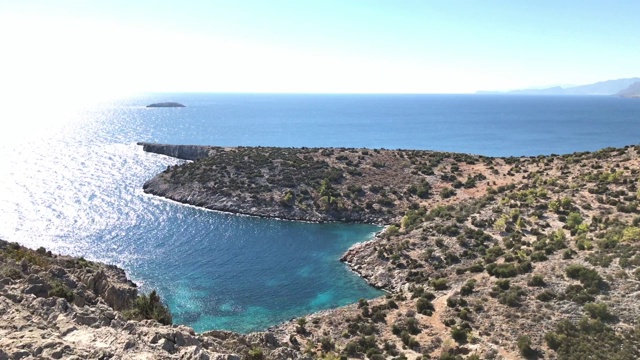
[146,102,186,108]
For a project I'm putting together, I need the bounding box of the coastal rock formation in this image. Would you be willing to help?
[0,240,308,360]
[137,142,216,161]
[146,102,186,108]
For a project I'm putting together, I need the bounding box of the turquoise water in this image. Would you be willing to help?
[1,93,639,332]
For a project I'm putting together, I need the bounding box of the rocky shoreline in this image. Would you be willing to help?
[0,239,317,360]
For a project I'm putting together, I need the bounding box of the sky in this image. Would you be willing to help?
[0,0,638,96]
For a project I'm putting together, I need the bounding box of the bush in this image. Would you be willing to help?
[544,331,566,350]
[416,297,434,315]
[450,326,469,344]
[565,264,604,293]
[48,280,74,302]
[563,285,595,304]
[320,336,335,352]
[122,290,172,325]
[536,290,555,302]
[545,317,640,359]
[431,278,448,290]
[528,274,546,287]
[247,347,264,360]
[495,279,510,290]
[460,279,476,296]
[493,286,526,307]
[517,335,535,357]
[584,302,612,321]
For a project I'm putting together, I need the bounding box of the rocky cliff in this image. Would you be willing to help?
[0,240,308,360]
[137,142,216,161]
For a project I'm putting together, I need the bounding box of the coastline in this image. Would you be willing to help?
[6,142,640,359]
[134,142,640,359]
[140,190,386,226]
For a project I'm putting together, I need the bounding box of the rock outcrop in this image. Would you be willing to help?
[137,142,216,161]
[146,102,186,108]
[0,240,309,360]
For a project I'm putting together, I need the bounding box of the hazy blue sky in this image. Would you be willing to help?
[0,0,638,96]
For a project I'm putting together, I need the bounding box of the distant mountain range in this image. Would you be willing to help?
[617,81,640,98]
[478,77,640,96]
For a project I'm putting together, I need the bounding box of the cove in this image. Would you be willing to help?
[124,201,384,333]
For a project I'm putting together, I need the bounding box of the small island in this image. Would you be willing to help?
[146,102,186,108]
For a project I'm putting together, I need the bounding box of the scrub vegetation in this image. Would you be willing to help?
[143,144,640,358]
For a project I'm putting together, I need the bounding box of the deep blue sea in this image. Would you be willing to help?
[1,94,639,332]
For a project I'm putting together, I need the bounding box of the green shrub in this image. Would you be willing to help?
[546,317,640,359]
[122,290,172,325]
[460,279,476,296]
[536,290,556,302]
[517,335,535,357]
[416,297,434,315]
[565,264,604,293]
[450,326,469,344]
[431,278,448,290]
[495,279,510,290]
[320,336,335,352]
[247,347,264,360]
[562,285,595,304]
[528,274,546,287]
[48,280,74,302]
[584,302,612,321]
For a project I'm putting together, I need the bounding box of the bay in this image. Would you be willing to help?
[1,93,638,332]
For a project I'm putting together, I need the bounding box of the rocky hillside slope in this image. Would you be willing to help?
[142,146,496,224]
[0,240,307,359]
[617,82,640,98]
[141,143,640,359]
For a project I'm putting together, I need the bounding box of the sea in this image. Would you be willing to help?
[1,93,639,333]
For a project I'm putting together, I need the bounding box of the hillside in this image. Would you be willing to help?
[479,77,640,96]
[141,143,640,359]
[618,82,640,98]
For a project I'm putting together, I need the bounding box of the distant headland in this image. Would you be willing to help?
[478,77,640,96]
[146,102,186,108]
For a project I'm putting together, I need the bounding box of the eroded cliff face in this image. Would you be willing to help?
[137,142,216,161]
[0,240,307,360]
